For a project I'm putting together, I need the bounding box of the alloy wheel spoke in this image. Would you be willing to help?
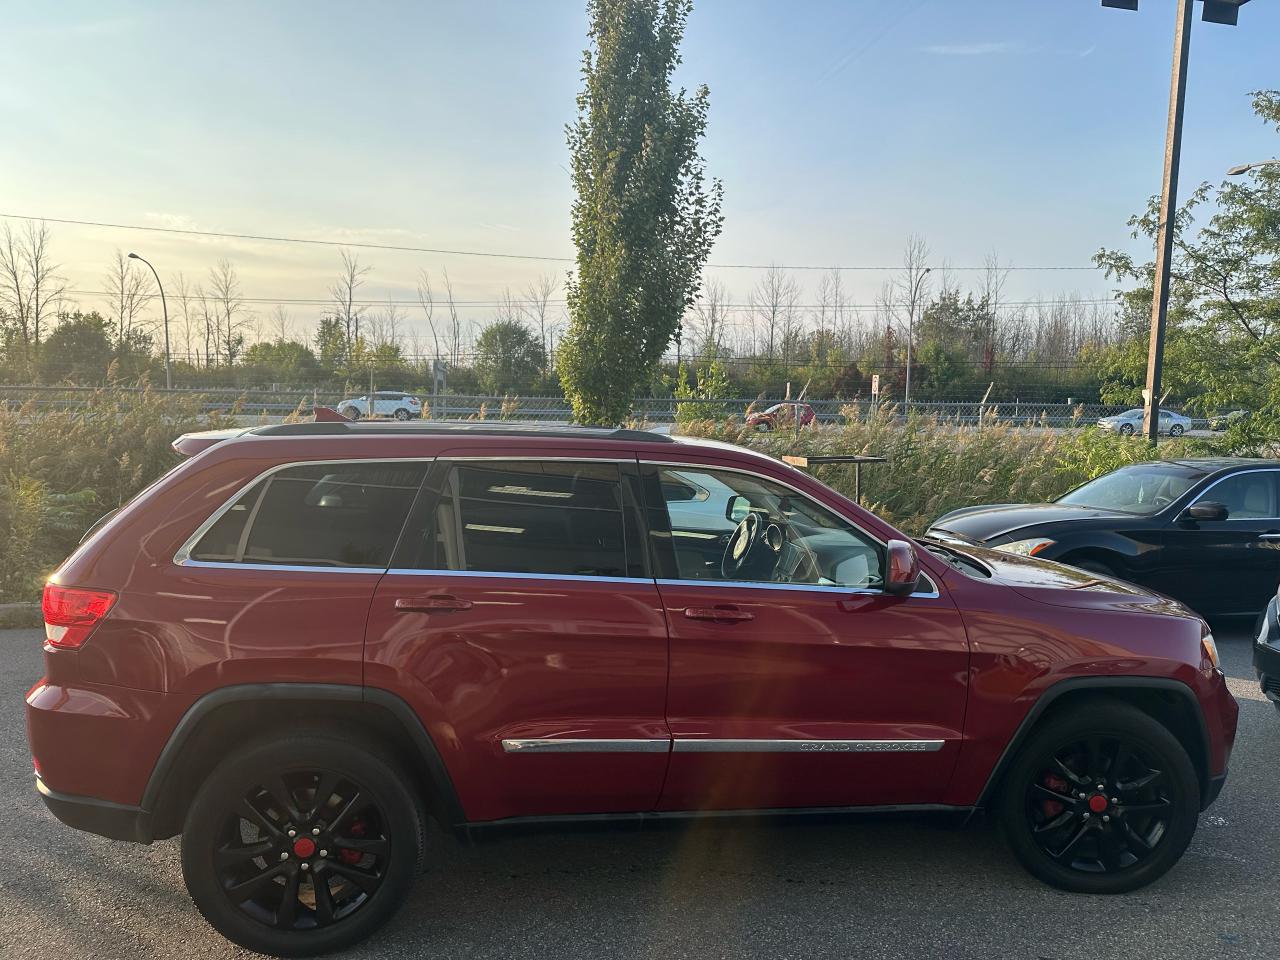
[308,771,341,822]
[267,775,303,825]
[1119,798,1171,815]
[313,873,337,926]
[224,861,289,901]
[1031,783,1078,806]
[1052,822,1091,861]
[1110,742,1133,784]
[1085,737,1104,780]
[276,867,301,928]
[1033,810,1076,834]
[328,790,365,833]
[214,839,276,868]
[1050,756,1089,787]
[1097,826,1125,872]
[237,798,282,839]
[1117,769,1164,794]
[335,835,389,857]
[1119,818,1155,856]
[328,861,382,895]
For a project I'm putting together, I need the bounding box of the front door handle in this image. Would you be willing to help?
[395,594,473,613]
[684,605,753,623]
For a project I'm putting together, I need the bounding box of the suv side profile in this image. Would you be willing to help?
[336,391,422,420]
[28,422,1237,956]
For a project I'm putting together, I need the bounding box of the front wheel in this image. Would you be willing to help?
[999,701,1199,894]
[181,732,424,956]
[1170,424,1185,437]
[342,407,362,420]
[393,408,411,421]
[1119,422,1135,436]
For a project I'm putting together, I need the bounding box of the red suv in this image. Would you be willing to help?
[28,421,1237,955]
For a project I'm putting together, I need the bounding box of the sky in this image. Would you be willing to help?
[1,0,1277,350]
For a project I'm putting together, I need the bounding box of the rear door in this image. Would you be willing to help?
[364,453,672,822]
[642,461,969,812]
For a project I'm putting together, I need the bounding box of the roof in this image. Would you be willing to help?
[248,420,675,443]
[1162,457,1279,473]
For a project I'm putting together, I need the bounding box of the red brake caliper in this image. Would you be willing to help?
[1041,773,1068,818]
[338,818,366,864]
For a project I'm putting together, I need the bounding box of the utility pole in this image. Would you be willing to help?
[1102,0,1250,443]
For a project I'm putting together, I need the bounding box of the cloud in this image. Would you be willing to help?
[921,41,1016,56]
[1078,44,1098,58]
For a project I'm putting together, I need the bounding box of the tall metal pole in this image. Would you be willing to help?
[1142,0,1194,444]
[128,252,171,389]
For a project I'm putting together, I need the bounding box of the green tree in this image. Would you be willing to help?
[37,311,113,383]
[673,358,731,424]
[474,319,545,394]
[1094,89,1280,446]
[241,339,319,374]
[314,315,350,369]
[558,0,724,424]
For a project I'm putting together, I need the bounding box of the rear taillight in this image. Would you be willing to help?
[41,584,117,649]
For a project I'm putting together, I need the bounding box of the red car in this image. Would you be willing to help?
[28,421,1236,955]
[746,401,817,431]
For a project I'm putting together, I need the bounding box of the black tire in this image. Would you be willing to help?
[1070,558,1117,579]
[181,732,425,957]
[755,421,772,432]
[342,407,362,420]
[1170,424,1185,437]
[999,700,1199,894]
[1119,422,1135,436]
[393,408,411,421]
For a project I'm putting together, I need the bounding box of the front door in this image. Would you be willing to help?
[364,453,671,823]
[1162,469,1280,617]
[642,462,969,812]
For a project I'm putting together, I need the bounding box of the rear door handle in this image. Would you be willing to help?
[684,605,753,623]
[395,595,473,613]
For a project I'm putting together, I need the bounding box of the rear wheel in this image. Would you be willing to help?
[393,408,411,421]
[181,732,424,956]
[999,701,1199,893]
[1170,424,1185,437]
[1119,422,1135,436]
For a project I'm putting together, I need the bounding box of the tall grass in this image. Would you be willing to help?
[0,385,237,602]
[679,410,1229,534]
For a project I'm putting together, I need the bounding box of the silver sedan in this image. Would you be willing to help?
[1097,407,1193,436]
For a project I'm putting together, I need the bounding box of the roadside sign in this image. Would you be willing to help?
[871,374,880,397]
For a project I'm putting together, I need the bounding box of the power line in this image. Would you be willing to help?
[2,212,1100,272]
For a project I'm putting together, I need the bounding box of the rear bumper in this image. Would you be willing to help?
[36,777,152,843]
[1255,598,1280,707]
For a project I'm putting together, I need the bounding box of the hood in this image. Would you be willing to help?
[928,502,1132,543]
[935,541,1194,618]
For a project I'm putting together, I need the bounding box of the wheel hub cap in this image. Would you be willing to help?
[292,836,317,858]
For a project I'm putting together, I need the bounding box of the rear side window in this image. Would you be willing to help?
[395,460,634,578]
[187,461,427,568]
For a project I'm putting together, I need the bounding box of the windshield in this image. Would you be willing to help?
[1056,465,1200,514]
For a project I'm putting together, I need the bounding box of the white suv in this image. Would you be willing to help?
[336,391,423,420]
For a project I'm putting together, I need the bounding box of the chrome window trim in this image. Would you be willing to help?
[177,559,386,575]
[172,456,436,567]
[1186,467,1280,522]
[387,568,645,585]
[502,738,670,754]
[672,739,946,754]
[656,575,939,599]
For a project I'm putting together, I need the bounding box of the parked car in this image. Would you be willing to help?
[1210,409,1251,431]
[30,421,1236,955]
[1097,408,1192,436]
[336,391,422,420]
[928,458,1280,619]
[746,401,816,431]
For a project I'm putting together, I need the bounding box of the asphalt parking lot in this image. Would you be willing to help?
[0,627,1274,960]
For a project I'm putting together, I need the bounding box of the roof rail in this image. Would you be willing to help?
[249,420,675,443]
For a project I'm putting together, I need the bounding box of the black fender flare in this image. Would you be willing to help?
[974,676,1212,810]
[141,683,466,830]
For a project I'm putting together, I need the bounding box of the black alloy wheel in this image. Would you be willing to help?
[183,733,423,956]
[1000,702,1198,893]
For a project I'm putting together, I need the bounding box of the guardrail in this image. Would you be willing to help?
[0,385,1211,429]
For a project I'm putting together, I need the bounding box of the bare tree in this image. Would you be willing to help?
[269,304,292,344]
[441,269,464,366]
[415,269,441,362]
[329,249,370,352]
[367,300,405,352]
[689,276,730,358]
[102,249,155,345]
[750,265,801,364]
[194,285,216,367]
[0,221,67,361]
[207,259,250,365]
[521,274,558,374]
[171,273,199,362]
[891,234,932,405]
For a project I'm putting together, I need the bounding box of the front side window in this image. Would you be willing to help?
[1198,471,1279,519]
[187,461,427,567]
[396,461,634,578]
[651,466,883,589]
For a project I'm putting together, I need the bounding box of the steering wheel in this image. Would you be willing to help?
[1151,494,1174,507]
[721,512,783,580]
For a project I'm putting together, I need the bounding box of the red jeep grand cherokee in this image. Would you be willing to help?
[28,421,1237,955]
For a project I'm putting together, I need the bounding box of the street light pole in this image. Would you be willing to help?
[1140,0,1194,445]
[128,252,171,389]
[902,266,931,412]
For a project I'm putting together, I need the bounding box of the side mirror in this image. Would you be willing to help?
[883,538,921,596]
[725,495,751,523]
[1184,501,1228,522]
